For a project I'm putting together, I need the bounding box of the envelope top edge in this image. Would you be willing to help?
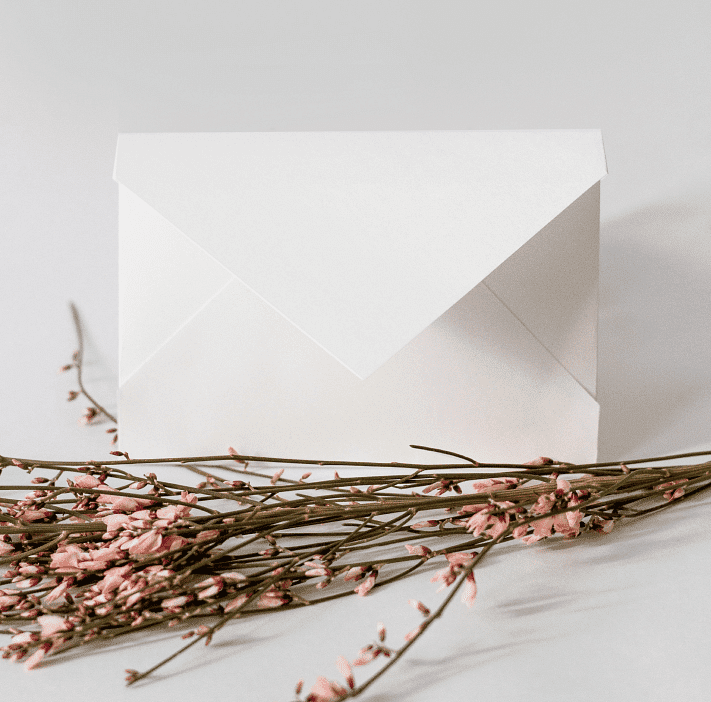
[114,130,606,379]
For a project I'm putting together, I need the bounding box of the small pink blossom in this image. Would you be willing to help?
[73,474,101,489]
[404,624,424,642]
[14,577,41,590]
[125,529,163,555]
[408,599,430,617]
[96,565,132,594]
[524,456,554,466]
[0,542,15,557]
[343,566,366,582]
[101,513,132,532]
[38,615,73,638]
[512,524,528,540]
[161,595,191,611]
[11,631,39,645]
[591,517,614,534]
[404,544,432,558]
[257,586,290,609]
[531,493,556,515]
[221,572,247,583]
[377,621,386,642]
[335,655,355,689]
[17,509,52,522]
[224,593,250,613]
[0,594,22,610]
[197,577,224,599]
[461,572,477,608]
[431,565,457,590]
[353,646,379,666]
[354,572,377,597]
[411,519,439,529]
[162,535,190,551]
[445,552,477,567]
[195,529,221,542]
[555,477,572,493]
[306,676,348,702]
[470,477,519,493]
[24,642,51,671]
[44,581,69,604]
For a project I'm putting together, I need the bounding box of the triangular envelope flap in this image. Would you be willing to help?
[114,130,607,379]
[484,182,601,398]
[118,185,233,385]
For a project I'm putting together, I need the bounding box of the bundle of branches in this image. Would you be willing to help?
[1,446,710,700]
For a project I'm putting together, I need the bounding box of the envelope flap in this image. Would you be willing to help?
[114,130,606,379]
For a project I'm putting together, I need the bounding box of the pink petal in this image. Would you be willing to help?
[404,544,432,558]
[24,643,50,671]
[335,655,355,689]
[73,474,101,488]
[354,573,376,597]
[461,572,477,608]
[38,615,73,638]
[445,552,477,568]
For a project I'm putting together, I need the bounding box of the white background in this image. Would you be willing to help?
[1,2,710,700]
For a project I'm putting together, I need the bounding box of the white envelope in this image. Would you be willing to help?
[114,131,606,464]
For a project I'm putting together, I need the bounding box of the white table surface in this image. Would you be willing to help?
[1,2,710,700]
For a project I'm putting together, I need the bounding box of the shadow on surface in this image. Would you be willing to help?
[597,196,711,460]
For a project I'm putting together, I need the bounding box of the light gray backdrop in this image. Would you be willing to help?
[1,2,710,701]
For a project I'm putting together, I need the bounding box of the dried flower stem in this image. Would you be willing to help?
[1,319,708,697]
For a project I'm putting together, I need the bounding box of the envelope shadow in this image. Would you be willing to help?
[597,195,711,460]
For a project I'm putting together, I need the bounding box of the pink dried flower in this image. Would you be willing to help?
[0,595,22,610]
[555,477,572,493]
[125,529,163,555]
[404,544,433,558]
[404,624,424,642]
[335,655,355,689]
[224,593,250,613]
[195,529,221,542]
[38,615,73,638]
[343,566,366,582]
[531,492,556,515]
[198,583,224,600]
[73,474,101,489]
[524,456,554,466]
[257,587,290,609]
[24,642,51,671]
[162,535,190,551]
[17,509,52,522]
[0,543,15,557]
[14,577,41,590]
[408,599,431,617]
[354,572,377,597]
[521,517,554,544]
[470,477,519,493]
[304,567,332,578]
[512,524,528,540]
[11,631,39,645]
[377,621,386,642]
[461,572,477,608]
[411,519,439,529]
[591,517,615,534]
[306,676,349,702]
[97,565,132,594]
[161,595,191,611]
